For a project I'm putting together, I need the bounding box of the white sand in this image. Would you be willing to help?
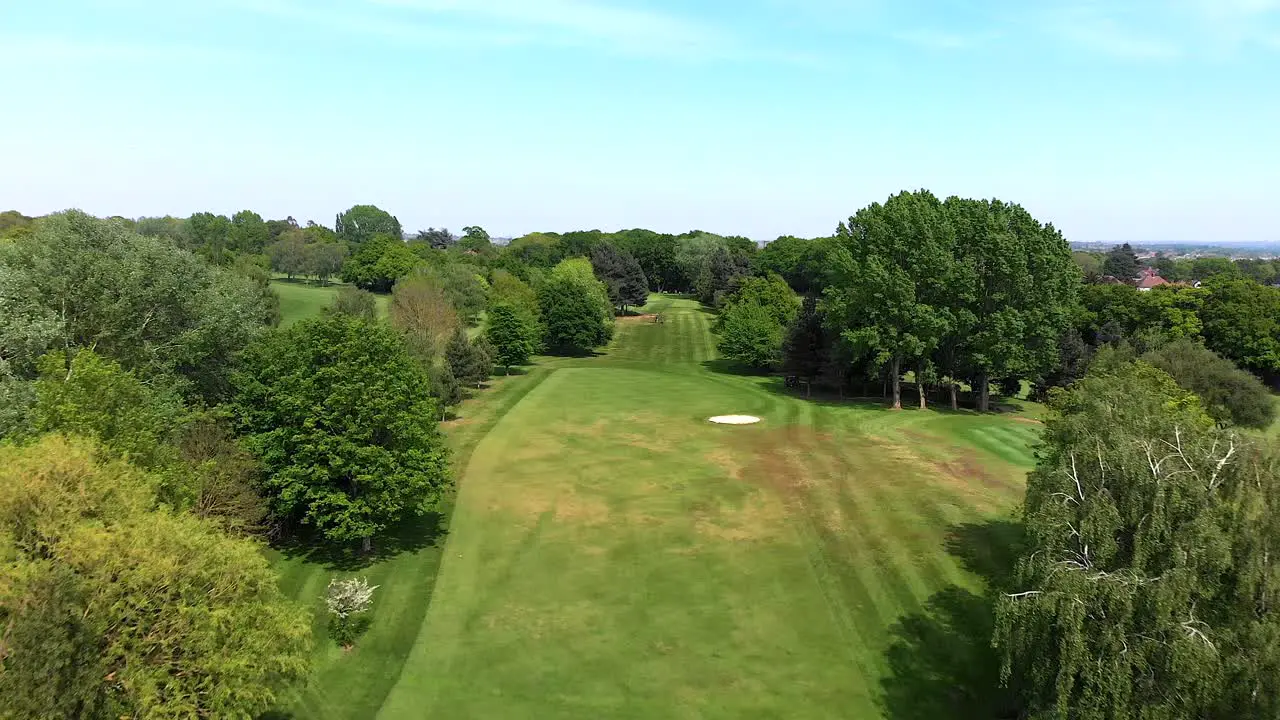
[708,415,762,425]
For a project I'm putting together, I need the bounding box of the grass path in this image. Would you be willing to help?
[358,296,1037,719]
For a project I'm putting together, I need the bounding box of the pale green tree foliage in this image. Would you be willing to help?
[0,435,311,719]
[29,349,183,470]
[0,211,275,400]
[326,286,380,322]
[486,303,539,372]
[539,258,614,355]
[717,302,787,370]
[995,358,1280,718]
[714,274,799,371]
[489,270,543,347]
[335,204,402,248]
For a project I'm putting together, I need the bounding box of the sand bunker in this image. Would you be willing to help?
[708,415,762,425]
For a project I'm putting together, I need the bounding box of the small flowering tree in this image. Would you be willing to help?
[325,577,378,647]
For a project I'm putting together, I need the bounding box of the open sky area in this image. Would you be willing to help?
[2,0,1278,244]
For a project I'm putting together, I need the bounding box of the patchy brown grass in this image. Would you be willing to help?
[692,492,789,543]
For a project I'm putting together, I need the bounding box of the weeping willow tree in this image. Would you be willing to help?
[996,356,1280,719]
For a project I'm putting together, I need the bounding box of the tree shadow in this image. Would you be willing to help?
[699,358,771,376]
[273,509,447,572]
[698,368,1034,417]
[878,519,1026,720]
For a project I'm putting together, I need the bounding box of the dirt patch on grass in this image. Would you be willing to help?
[704,449,744,481]
[740,426,834,499]
[554,494,611,525]
[620,433,671,453]
[692,492,788,543]
[495,484,610,526]
[1013,417,1043,426]
[889,431,1015,498]
[617,314,659,323]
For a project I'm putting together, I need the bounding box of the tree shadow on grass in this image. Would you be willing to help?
[274,509,447,573]
[879,519,1026,720]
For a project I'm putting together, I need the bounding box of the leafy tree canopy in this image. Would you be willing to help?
[538,258,614,355]
[996,357,1280,718]
[1102,242,1140,280]
[0,211,275,400]
[341,233,422,293]
[336,204,402,247]
[716,301,786,371]
[0,435,312,719]
[232,315,451,547]
[1143,339,1278,429]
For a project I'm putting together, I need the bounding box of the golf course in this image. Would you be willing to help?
[273,293,1038,719]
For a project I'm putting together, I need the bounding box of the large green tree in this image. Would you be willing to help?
[538,258,613,355]
[590,242,649,313]
[335,204,402,248]
[995,359,1280,719]
[716,302,786,370]
[824,190,954,409]
[611,229,679,291]
[1102,243,1140,280]
[486,303,538,372]
[232,315,451,550]
[229,209,270,254]
[948,198,1078,411]
[341,233,422,292]
[1199,278,1280,377]
[0,435,312,719]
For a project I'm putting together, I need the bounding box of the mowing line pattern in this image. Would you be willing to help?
[369,296,1036,719]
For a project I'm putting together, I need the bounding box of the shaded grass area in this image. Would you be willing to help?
[371,296,1037,719]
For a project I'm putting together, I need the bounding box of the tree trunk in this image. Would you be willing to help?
[890,356,902,409]
[361,536,373,554]
[978,372,990,413]
[950,382,958,411]
[917,362,927,410]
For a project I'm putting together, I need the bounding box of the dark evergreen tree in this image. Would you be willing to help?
[414,228,454,250]
[590,242,649,313]
[1102,242,1141,280]
[428,363,462,421]
[783,297,828,387]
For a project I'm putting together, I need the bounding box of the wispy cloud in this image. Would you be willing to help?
[0,35,238,65]
[1055,15,1181,59]
[222,0,753,61]
[1032,0,1280,60]
[891,28,998,51]
[369,0,727,56]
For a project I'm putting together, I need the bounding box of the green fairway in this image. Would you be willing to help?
[271,279,389,327]
[273,295,1038,719]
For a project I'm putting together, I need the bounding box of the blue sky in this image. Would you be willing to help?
[2,1,1278,243]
